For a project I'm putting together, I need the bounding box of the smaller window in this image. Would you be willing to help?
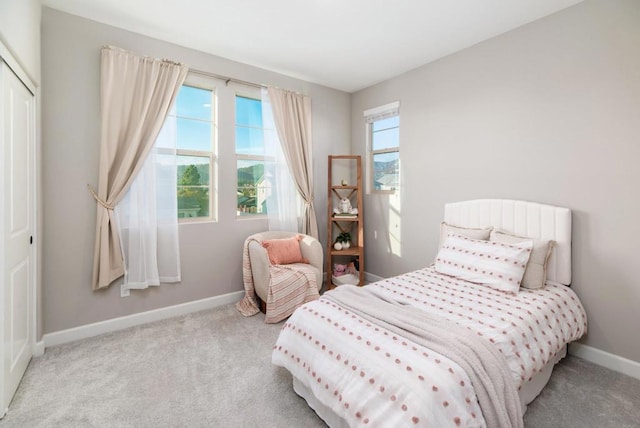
[235,94,272,217]
[364,102,400,193]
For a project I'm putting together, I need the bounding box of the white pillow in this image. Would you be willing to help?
[490,230,555,290]
[435,233,533,294]
[438,222,492,250]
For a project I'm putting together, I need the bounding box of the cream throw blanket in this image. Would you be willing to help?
[324,284,524,428]
[236,236,319,323]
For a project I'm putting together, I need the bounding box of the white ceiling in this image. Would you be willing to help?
[42,0,583,93]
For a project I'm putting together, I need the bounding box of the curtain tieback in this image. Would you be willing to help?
[87,184,115,210]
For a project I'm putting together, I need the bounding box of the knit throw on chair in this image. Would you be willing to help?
[236,236,319,323]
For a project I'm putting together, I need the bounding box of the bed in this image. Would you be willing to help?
[272,199,587,427]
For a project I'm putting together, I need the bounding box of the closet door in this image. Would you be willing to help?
[1,59,35,417]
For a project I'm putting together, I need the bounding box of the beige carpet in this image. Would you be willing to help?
[2,303,639,427]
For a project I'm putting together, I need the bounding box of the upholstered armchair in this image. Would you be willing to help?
[246,231,323,313]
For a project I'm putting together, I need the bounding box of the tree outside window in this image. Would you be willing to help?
[172,83,216,221]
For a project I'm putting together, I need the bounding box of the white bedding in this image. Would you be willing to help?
[272,266,587,427]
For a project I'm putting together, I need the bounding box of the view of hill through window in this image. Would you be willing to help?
[371,115,400,192]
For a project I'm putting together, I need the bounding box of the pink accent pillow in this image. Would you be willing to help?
[262,235,309,265]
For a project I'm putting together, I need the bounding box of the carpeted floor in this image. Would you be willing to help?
[2,304,639,427]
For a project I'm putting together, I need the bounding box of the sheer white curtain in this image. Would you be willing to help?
[115,114,181,293]
[261,88,300,233]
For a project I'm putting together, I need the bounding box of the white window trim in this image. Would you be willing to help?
[363,101,400,121]
[364,101,400,194]
[175,75,218,223]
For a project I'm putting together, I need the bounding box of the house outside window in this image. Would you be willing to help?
[236,94,272,216]
[364,101,400,194]
[172,80,217,222]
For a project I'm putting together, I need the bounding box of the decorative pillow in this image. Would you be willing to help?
[435,233,533,294]
[490,230,555,290]
[438,222,493,250]
[262,235,308,265]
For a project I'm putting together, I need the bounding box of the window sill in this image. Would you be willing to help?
[179,218,217,225]
[236,214,268,221]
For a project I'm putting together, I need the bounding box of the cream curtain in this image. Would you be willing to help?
[266,87,318,239]
[91,46,188,290]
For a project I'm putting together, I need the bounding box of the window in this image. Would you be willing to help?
[172,82,217,221]
[236,94,271,216]
[365,101,400,193]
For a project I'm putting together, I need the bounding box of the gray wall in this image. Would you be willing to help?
[352,0,640,363]
[41,8,351,334]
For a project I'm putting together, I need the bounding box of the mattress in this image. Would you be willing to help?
[272,266,587,427]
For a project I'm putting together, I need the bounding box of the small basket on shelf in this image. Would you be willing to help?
[331,259,359,286]
[332,272,359,286]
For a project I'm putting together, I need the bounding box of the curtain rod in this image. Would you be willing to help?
[189,68,266,89]
[100,46,266,90]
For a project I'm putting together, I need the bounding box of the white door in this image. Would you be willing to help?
[1,59,35,417]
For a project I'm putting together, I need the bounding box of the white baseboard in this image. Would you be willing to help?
[365,272,384,283]
[42,291,244,349]
[569,342,640,380]
[33,340,45,357]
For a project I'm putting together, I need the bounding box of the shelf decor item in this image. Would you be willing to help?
[326,155,364,289]
[336,232,351,249]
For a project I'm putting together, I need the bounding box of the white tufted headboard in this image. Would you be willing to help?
[444,199,572,285]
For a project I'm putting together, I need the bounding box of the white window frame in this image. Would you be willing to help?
[364,101,400,194]
[235,90,273,218]
[172,74,218,223]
